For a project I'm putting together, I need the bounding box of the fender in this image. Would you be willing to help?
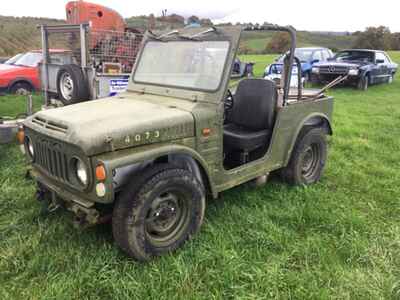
[284,112,332,166]
[8,77,36,92]
[95,141,217,200]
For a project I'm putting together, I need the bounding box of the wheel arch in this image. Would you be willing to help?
[8,77,35,92]
[284,113,332,166]
[102,145,217,200]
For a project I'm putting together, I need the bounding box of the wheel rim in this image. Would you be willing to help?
[60,73,74,101]
[389,76,393,84]
[301,143,321,180]
[145,189,190,246]
[15,88,29,95]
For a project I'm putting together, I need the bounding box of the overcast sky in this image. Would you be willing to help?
[1,0,399,32]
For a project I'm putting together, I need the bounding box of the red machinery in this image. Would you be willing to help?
[66,1,127,32]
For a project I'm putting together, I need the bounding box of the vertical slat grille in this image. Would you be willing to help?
[34,139,69,182]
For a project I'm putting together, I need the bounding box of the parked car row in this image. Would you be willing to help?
[264,47,398,90]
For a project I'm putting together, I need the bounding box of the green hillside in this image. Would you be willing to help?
[240,30,356,53]
[0,15,357,57]
[0,16,65,57]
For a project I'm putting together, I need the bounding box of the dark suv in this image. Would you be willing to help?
[312,49,398,90]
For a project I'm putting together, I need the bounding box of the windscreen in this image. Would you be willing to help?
[334,51,374,63]
[278,49,313,63]
[14,52,43,67]
[5,53,23,65]
[134,41,230,91]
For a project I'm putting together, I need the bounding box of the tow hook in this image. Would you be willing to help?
[36,188,61,214]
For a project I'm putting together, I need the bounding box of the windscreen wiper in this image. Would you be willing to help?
[189,27,218,38]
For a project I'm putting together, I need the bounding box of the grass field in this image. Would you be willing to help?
[1,53,400,299]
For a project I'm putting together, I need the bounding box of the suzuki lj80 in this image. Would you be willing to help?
[23,25,334,261]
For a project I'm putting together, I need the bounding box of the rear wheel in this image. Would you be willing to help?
[112,164,206,261]
[10,82,33,95]
[56,64,89,105]
[280,127,327,185]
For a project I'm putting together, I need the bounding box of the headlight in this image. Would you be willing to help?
[25,136,34,158]
[73,158,88,186]
[312,67,320,74]
[348,68,359,76]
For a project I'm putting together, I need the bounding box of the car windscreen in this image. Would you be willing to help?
[13,52,43,67]
[134,40,230,91]
[334,51,374,63]
[277,49,313,63]
[4,53,23,65]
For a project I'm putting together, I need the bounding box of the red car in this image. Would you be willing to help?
[0,49,72,95]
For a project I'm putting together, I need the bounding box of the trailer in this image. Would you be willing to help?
[39,23,143,107]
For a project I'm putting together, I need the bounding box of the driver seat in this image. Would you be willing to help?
[224,79,277,162]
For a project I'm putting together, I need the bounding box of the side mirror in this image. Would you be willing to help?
[311,59,320,64]
[376,59,385,64]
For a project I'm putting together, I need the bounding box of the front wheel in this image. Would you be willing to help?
[280,127,327,185]
[10,82,33,95]
[387,74,394,84]
[112,164,206,261]
[357,75,369,91]
[304,71,311,83]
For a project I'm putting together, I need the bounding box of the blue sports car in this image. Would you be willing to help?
[266,47,334,82]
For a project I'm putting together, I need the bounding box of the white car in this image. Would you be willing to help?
[264,63,305,88]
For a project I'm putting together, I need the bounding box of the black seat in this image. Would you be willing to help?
[224,79,277,155]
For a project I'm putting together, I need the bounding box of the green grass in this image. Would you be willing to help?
[1,53,400,299]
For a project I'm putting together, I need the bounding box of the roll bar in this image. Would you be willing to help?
[244,25,299,105]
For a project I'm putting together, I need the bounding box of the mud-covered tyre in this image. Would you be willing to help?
[280,127,327,185]
[10,82,33,95]
[112,164,206,261]
[357,75,369,91]
[56,64,89,105]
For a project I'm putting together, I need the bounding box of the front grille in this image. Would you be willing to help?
[320,66,349,75]
[34,138,70,182]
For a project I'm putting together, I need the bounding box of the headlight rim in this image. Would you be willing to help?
[71,156,89,187]
[348,68,359,76]
[24,135,34,159]
[312,67,320,74]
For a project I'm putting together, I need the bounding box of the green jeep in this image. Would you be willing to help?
[23,25,334,261]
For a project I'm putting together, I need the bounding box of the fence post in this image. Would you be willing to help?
[41,25,50,107]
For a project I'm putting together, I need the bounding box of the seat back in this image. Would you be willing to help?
[228,79,277,131]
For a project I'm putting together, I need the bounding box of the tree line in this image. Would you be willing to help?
[259,26,400,55]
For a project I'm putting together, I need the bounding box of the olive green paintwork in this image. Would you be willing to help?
[23,26,334,208]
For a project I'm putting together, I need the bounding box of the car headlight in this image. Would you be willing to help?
[25,136,34,158]
[348,68,359,76]
[312,67,320,74]
[73,158,88,186]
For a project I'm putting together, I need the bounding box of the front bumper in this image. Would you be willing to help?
[314,73,359,85]
[30,168,102,225]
